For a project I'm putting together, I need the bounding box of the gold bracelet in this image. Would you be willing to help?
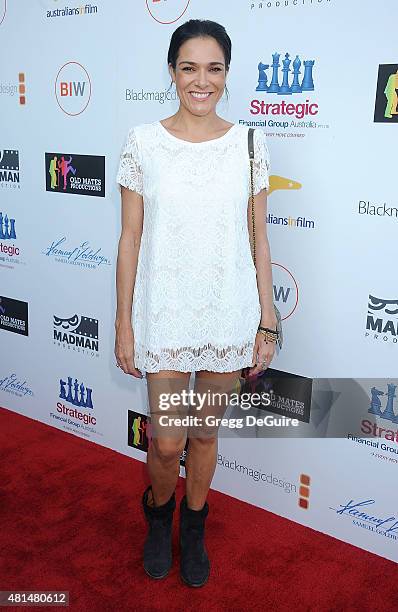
[257,329,278,343]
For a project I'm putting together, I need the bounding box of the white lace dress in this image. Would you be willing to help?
[116,120,270,374]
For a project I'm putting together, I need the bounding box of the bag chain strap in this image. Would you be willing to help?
[249,152,256,266]
[248,128,283,349]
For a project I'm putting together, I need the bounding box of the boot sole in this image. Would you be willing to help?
[144,565,170,579]
[180,570,209,587]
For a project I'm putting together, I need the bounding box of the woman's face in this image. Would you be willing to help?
[170,36,228,117]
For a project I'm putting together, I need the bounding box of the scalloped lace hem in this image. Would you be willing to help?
[134,340,255,373]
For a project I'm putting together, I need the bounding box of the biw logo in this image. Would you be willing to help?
[55,61,91,115]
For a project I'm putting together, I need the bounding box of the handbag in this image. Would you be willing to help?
[247,127,283,351]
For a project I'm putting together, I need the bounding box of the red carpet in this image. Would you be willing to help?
[1,406,397,612]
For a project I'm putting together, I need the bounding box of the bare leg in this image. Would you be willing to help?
[185,369,241,510]
[146,370,190,506]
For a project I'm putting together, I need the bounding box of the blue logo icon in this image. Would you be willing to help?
[369,384,397,424]
[0,211,16,239]
[59,376,93,409]
[256,52,315,95]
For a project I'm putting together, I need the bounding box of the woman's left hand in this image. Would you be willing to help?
[247,316,278,377]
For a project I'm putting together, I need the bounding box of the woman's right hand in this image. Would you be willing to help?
[114,321,143,378]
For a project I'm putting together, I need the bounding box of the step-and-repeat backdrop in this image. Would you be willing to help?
[1,0,397,564]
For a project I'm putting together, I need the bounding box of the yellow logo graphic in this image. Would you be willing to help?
[269,175,302,196]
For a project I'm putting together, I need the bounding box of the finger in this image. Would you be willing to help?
[257,351,272,364]
[258,341,276,360]
[245,339,260,377]
[118,359,128,374]
[248,367,260,377]
[249,350,273,376]
[119,354,131,369]
[121,355,143,378]
[128,365,143,378]
[129,369,143,378]
[251,339,260,367]
[115,337,142,377]
[247,361,263,377]
[258,350,273,366]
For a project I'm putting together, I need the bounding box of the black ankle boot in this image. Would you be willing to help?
[179,495,210,587]
[142,484,176,579]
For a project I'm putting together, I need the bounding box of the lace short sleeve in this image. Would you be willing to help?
[116,127,144,195]
[252,128,271,195]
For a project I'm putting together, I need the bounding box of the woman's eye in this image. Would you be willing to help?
[181,67,222,72]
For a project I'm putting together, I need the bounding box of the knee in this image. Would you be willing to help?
[151,437,186,462]
[188,434,218,448]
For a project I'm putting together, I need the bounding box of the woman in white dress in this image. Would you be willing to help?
[115,19,278,587]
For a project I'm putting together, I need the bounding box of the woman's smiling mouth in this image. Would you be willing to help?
[189,91,213,100]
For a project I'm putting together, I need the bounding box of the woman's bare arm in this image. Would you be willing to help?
[247,186,278,377]
[247,187,276,325]
[115,185,144,377]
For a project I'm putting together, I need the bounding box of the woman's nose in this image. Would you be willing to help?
[194,71,210,87]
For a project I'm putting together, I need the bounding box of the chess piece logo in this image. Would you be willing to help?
[374,64,398,123]
[59,376,94,409]
[368,384,398,424]
[256,52,315,95]
[0,211,17,239]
